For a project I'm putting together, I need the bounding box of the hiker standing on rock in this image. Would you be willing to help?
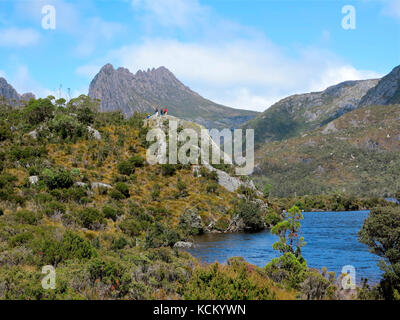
[164,108,168,116]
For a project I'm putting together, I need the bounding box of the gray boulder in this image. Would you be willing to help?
[29,176,39,185]
[173,241,195,248]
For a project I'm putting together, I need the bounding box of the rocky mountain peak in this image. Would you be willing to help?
[88,63,257,129]
[99,63,115,75]
[0,77,20,103]
[359,65,400,107]
[0,77,35,104]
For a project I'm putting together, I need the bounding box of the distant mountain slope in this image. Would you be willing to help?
[253,105,400,197]
[0,77,35,104]
[359,65,400,107]
[242,79,379,145]
[88,64,258,129]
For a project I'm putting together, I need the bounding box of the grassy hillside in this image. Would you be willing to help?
[242,79,378,146]
[253,105,400,197]
[0,95,304,300]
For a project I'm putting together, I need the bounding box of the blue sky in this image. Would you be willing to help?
[0,0,399,111]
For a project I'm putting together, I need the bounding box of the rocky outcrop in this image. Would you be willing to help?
[359,65,400,107]
[87,126,101,140]
[0,77,36,105]
[29,176,39,185]
[0,78,20,104]
[173,241,195,248]
[88,64,258,130]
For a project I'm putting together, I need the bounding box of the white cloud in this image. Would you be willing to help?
[132,0,209,29]
[110,38,380,111]
[15,0,124,57]
[0,28,40,47]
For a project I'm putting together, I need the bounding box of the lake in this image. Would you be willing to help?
[187,210,382,284]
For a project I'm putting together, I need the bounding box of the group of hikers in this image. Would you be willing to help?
[146,107,168,119]
[155,107,168,116]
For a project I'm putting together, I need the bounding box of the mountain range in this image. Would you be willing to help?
[88,64,258,129]
[246,64,400,197]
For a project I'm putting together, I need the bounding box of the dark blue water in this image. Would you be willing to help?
[188,211,382,284]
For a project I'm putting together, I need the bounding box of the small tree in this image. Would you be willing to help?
[266,205,307,289]
[271,205,306,258]
[359,207,400,299]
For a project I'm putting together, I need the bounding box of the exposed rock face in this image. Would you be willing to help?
[243,79,379,145]
[0,78,20,103]
[88,64,257,129]
[20,92,36,101]
[87,126,101,140]
[359,65,400,107]
[173,241,195,248]
[29,176,39,185]
[0,77,36,104]
[91,182,112,189]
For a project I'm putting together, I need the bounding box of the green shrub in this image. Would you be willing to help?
[117,160,136,176]
[111,236,128,250]
[199,167,218,181]
[265,252,308,289]
[0,174,17,188]
[175,177,188,198]
[9,232,34,247]
[42,169,74,190]
[102,205,122,221]
[44,201,66,217]
[184,260,276,300]
[77,208,105,230]
[115,182,130,198]
[206,182,219,194]
[109,189,125,201]
[234,200,264,231]
[60,231,96,260]
[88,258,121,284]
[265,211,282,227]
[14,210,42,225]
[129,155,144,167]
[151,183,161,201]
[66,187,88,203]
[214,216,230,231]
[49,114,84,140]
[119,217,142,237]
[145,222,180,248]
[161,164,176,176]
[24,98,55,125]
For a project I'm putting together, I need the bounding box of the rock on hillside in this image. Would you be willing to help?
[88,64,258,130]
[145,114,259,194]
[359,65,400,107]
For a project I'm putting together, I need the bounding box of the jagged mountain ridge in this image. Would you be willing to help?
[0,77,35,104]
[242,78,380,145]
[88,64,258,129]
[359,65,400,107]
